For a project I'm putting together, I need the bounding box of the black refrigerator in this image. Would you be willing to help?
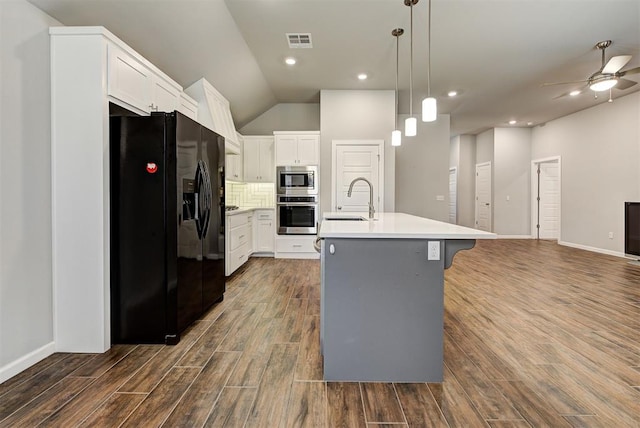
[110,111,225,345]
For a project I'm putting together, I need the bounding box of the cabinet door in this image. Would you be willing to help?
[246,214,254,254]
[107,46,152,113]
[275,135,298,165]
[258,138,275,182]
[243,138,261,181]
[226,154,242,181]
[296,135,319,165]
[152,75,180,112]
[256,210,275,252]
[178,93,198,120]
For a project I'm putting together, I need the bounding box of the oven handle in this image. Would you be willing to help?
[276,202,319,206]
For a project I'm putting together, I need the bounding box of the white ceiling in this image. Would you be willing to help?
[29,0,640,136]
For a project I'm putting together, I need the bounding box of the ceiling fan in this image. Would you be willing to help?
[543,40,640,96]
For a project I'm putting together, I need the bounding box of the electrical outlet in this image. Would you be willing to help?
[428,241,440,261]
[608,232,613,239]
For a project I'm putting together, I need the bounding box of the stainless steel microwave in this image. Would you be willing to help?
[276,166,317,195]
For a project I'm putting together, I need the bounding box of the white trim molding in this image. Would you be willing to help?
[0,342,55,384]
[559,240,626,259]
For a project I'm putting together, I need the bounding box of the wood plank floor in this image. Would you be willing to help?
[1,240,640,427]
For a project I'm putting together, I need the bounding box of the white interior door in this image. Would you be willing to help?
[449,168,457,224]
[475,162,492,231]
[335,145,380,213]
[537,161,560,239]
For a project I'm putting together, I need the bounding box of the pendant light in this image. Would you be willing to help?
[421,0,437,122]
[392,28,404,147]
[404,0,418,137]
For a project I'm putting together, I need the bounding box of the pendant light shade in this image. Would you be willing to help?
[405,117,417,137]
[422,97,437,122]
[392,129,402,146]
[392,28,404,147]
[421,0,437,123]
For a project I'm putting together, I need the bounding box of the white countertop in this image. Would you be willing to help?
[318,212,497,239]
[226,207,275,216]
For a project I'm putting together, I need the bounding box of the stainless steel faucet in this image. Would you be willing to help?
[347,177,375,219]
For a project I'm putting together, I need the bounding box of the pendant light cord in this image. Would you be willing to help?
[427,0,431,96]
[409,1,413,117]
[395,31,400,129]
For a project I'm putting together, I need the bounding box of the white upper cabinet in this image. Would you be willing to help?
[227,133,244,181]
[184,78,240,155]
[178,92,198,121]
[107,45,153,112]
[274,131,320,166]
[151,75,180,113]
[107,45,180,114]
[244,136,274,182]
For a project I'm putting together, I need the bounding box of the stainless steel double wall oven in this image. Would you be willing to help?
[276,166,318,235]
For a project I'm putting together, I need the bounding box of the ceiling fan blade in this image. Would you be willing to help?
[618,66,640,76]
[603,55,632,74]
[540,79,587,87]
[615,78,638,90]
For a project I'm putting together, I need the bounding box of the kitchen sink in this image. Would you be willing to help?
[324,216,366,221]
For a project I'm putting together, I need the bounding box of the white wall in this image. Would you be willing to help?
[239,103,320,135]
[395,114,451,221]
[532,91,640,254]
[319,90,396,214]
[0,0,60,382]
[476,129,494,164]
[450,135,476,228]
[493,128,531,236]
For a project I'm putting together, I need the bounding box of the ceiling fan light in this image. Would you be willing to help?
[391,129,402,146]
[422,97,437,122]
[405,117,417,137]
[589,78,617,92]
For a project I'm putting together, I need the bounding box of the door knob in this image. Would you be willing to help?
[337,206,342,210]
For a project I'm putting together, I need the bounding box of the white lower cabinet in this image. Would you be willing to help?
[254,210,275,254]
[275,235,320,259]
[226,209,275,275]
[226,211,252,276]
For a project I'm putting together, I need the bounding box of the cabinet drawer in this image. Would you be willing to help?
[255,211,274,221]
[228,213,248,229]
[275,237,316,253]
[229,225,249,251]
[228,243,249,274]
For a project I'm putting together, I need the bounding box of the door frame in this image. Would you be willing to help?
[475,161,492,231]
[449,167,457,224]
[531,156,561,240]
[331,139,385,213]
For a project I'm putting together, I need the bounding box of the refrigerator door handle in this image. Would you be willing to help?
[200,161,213,239]
[194,162,204,239]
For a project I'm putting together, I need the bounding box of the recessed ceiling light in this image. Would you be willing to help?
[447,91,457,97]
[527,122,533,126]
[285,57,296,65]
[358,73,368,80]
[509,120,517,125]
[569,90,581,96]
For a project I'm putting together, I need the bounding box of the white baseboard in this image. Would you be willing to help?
[0,341,56,384]
[275,252,320,260]
[558,240,626,258]
[497,235,533,239]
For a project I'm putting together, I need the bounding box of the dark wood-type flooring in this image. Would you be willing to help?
[1,240,640,427]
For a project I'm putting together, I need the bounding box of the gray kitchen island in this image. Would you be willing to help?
[318,212,495,382]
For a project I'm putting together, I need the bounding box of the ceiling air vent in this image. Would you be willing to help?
[286,33,313,48]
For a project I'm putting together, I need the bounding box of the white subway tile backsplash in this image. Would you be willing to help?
[226,182,275,208]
